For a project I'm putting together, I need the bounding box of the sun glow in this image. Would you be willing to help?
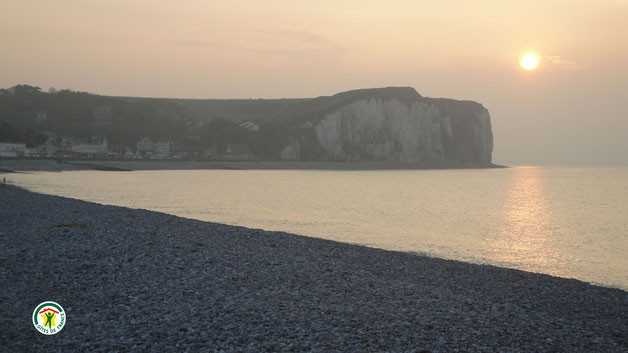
[521,53,539,70]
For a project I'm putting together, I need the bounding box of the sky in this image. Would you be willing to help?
[1,0,627,165]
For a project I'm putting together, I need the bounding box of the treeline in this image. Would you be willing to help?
[0,85,193,147]
[0,122,46,146]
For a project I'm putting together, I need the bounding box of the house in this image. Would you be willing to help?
[41,139,56,157]
[55,136,75,157]
[92,106,113,125]
[71,136,108,158]
[123,147,135,159]
[37,132,58,157]
[106,144,125,158]
[136,137,153,153]
[24,147,42,157]
[219,144,253,160]
[0,142,26,157]
[153,141,173,158]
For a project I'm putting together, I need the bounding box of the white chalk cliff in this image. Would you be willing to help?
[280,87,493,166]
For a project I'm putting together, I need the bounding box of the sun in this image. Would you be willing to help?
[521,53,538,70]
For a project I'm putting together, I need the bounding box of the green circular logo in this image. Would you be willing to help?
[33,301,66,335]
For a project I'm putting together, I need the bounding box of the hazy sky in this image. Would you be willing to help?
[1,0,627,165]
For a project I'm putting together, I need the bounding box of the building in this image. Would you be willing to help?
[153,141,173,158]
[0,143,26,157]
[24,147,42,157]
[41,139,56,157]
[136,137,153,154]
[219,144,253,160]
[71,136,108,158]
[92,106,113,125]
[123,147,136,159]
[38,132,57,157]
[55,136,75,157]
[135,137,174,159]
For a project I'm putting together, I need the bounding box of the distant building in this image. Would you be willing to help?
[136,137,153,154]
[123,148,134,159]
[153,141,173,158]
[55,136,75,157]
[41,139,56,157]
[71,136,108,158]
[238,121,260,132]
[107,144,126,158]
[35,111,47,123]
[38,132,58,157]
[92,106,113,125]
[0,142,26,157]
[219,144,252,160]
[24,147,42,157]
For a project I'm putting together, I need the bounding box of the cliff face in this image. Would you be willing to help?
[280,87,493,166]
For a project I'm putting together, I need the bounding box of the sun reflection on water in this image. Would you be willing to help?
[492,167,571,277]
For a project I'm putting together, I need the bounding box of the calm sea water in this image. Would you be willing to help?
[7,166,628,289]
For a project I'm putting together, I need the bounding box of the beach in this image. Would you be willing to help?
[1,186,626,352]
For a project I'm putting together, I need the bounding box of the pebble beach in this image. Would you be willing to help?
[1,186,626,352]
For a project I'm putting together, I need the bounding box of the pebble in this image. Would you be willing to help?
[1,186,627,352]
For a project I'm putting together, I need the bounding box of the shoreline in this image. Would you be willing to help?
[0,158,507,173]
[1,186,626,351]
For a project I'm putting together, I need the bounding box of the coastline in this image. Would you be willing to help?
[1,186,626,351]
[0,158,507,173]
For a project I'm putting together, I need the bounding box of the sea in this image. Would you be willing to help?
[7,166,628,290]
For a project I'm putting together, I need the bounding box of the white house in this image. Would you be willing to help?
[0,143,26,157]
[153,141,173,158]
[71,136,108,158]
[136,137,153,153]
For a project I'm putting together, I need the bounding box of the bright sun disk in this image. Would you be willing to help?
[521,53,538,70]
